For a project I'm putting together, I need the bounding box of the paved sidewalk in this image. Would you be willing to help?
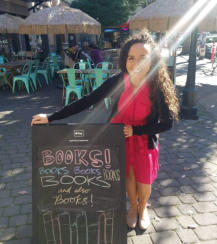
[176,55,217,120]
[0,57,217,244]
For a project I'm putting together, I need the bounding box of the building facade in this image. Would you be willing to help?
[0,0,29,17]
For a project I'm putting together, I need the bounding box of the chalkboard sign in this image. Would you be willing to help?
[32,124,126,244]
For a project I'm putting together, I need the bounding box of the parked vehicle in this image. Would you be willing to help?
[197,33,217,59]
[204,35,217,59]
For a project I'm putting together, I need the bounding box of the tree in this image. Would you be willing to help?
[139,0,156,8]
[63,0,155,28]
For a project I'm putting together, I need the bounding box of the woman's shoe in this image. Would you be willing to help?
[139,207,150,230]
[127,207,138,228]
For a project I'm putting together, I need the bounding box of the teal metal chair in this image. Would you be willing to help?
[86,58,95,86]
[0,56,4,64]
[0,56,8,64]
[37,58,50,86]
[12,61,34,94]
[73,61,91,94]
[96,61,113,70]
[0,68,9,89]
[104,54,111,62]
[86,58,94,69]
[91,69,103,90]
[65,69,83,106]
[0,55,10,89]
[96,61,113,80]
[30,59,40,90]
[50,55,62,80]
[73,61,90,70]
[91,69,110,109]
[58,72,67,104]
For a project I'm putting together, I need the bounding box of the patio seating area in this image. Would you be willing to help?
[0,50,120,107]
[0,4,122,106]
[0,53,63,92]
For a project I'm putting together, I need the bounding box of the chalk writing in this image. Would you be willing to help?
[41,149,111,168]
[103,169,120,181]
[54,194,88,206]
[32,125,126,244]
[74,166,101,175]
[54,187,92,207]
[42,209,115,244]
[104,149,111,169]
[40,175,111,188]
[74,186,91,194]
[39,167,69,175]
[58,187,72,194]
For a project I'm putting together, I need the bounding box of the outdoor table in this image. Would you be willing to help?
[57,69,95,96]
[57,68,119,74]
[57,69,120,101]
[0,60,27,89]
[57,68,120,81]
[57,68,119,75]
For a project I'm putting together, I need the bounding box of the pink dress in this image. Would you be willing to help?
[110,75,159,184]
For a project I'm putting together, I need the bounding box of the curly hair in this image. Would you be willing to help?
[119,30,179,121]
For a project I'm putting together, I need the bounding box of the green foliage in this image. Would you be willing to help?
[139,0,156,8]
[67,0,125,27]
[62,0,155,28]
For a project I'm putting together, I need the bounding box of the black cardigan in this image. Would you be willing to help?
[48,73,173,149]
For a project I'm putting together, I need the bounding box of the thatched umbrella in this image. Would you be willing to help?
[130,0,217,32]
[0,14,24,33]
[0,14,24,55]
[19,5,101,35]
[130,0,217,120]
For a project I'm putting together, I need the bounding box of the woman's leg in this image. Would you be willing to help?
[126,166,138,227]
[137,183,152,229]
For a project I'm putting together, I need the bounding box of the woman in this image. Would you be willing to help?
[31,30,179,230]
[88,43,104,66]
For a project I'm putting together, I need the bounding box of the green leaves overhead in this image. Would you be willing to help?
[63,0,155,27]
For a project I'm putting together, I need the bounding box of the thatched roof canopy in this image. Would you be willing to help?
[130,0,217,32]
[19,5,101,35]
[0,14,24,34]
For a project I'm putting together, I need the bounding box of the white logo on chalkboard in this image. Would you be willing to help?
[74,130,84,137]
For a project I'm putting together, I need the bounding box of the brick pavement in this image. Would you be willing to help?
[0,61,217,243]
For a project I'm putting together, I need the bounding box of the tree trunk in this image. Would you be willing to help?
[181,35,191,55]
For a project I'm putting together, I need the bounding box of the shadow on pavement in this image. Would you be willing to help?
[146,83,217,243]
[0,76,217,243]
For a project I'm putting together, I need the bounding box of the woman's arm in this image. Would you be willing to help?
[31,73,122,125]
[48,73,121,122]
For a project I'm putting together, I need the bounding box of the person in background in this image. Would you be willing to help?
[82,41,90,53]
[89,43,104,66]
[31,30,179,231]
[65,44,90,63]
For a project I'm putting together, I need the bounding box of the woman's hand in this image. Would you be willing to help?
[123,125,133,138]
[31,114,49,126]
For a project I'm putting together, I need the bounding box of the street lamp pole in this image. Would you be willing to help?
[180,0,199,120]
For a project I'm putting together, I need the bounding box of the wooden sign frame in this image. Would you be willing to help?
[32,124,126,244]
